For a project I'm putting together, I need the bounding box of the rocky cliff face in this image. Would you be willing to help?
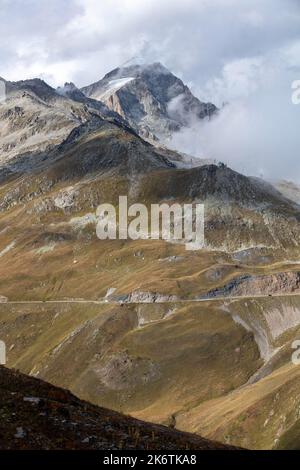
[0,366,237,450]
[81,62,217,141]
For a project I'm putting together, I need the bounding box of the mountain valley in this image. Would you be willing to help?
[0,62,299,450]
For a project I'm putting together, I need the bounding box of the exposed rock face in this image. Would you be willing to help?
[205,271,300,299]
[81,62,217,141]
[120,291,178,303]
[56,81,132,125]
[96,350,160,390]
[219,295,300,362]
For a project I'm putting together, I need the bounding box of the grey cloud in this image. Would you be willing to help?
[0,0,299,87]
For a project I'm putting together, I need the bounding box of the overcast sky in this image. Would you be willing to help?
[0,0,300,181]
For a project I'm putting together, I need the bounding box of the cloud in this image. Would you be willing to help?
[0,0,299,87]
[0,0,299,181]
[168,49,300,182]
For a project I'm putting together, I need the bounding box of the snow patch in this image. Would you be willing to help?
[54,187,78,209]
[95,77,135,101]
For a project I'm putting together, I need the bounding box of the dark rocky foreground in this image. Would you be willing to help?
[0,366,239,450]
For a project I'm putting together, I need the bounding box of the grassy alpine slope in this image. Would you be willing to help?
[0,74,299,450]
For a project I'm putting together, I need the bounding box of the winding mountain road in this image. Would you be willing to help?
[1,292,300,306]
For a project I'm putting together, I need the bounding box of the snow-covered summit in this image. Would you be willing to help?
[81,62,217,142]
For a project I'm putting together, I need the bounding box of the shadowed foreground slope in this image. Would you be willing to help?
[0,366,238,450]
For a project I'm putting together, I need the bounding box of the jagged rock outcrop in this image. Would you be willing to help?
[205,271,300,299]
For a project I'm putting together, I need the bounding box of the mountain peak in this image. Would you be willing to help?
[6,78,58,102]
[119,55,148,67]
[81,62,217,141]
[101,62,171,82]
